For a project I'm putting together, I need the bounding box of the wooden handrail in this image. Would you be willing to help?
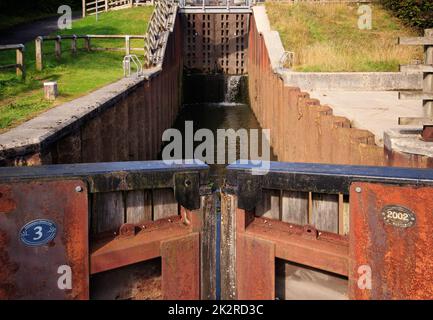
[82,0,153,17]
[398,29,433,120]
[0,44,25,79]
[39,35,146,40]
[0,44,25,51]
[35,34,146,71]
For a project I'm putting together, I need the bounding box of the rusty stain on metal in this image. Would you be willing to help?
[161,233,200,300]
[180,206,202,232]
[237,233,275,300]
[236,200,348,299]
[0,229,18,299]
[0,180,89,300]
[0,186,17,214]
[241,215,349,277]
[422,125,433,142]
[90,216,191,275]
[119,223,137,239]
[349,182,433,300]
[302,225,319,240]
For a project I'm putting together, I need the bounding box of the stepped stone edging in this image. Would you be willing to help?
[249,5,432,167]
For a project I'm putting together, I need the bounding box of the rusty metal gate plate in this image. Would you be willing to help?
[349,182,433,300]
[0,180,88,300]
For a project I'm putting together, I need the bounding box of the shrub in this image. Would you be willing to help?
[0,0,81,15]
[381,0,433,30]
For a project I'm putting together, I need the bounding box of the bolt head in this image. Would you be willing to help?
[75,186,83,193]
[355,187,362,193]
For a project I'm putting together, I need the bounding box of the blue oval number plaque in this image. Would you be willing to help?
[20,219,57,246]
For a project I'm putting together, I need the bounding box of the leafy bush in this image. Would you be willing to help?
[381,0,433,30]
[0,0,81,15]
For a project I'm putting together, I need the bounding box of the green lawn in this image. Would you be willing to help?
[0,7,153,131]
[265,2,423,72]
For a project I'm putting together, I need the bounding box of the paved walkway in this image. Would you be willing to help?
[0,11,81,45]
[309,90,423,146]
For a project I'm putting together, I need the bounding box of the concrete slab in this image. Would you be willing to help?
[282,72,422,91]
[253,5,285,71]
[308,91,423,146]
[385,127,433,158]
[253,5,271,34]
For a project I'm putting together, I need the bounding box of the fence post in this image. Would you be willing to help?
[125,36,131,56]
[16,45,25,79]
[35,37,43,71]
[105,0,109,12]
[130,0,133,8]
[55,36,62,61]
[71,35,77,55]
[82,0,86,17]
[85,36,91,52]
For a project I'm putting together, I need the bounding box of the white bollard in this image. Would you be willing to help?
[44,81,59,101]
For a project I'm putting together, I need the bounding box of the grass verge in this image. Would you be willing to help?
[265,2,423,72]
[0,6,153,132]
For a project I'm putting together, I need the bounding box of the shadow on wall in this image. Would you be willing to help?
[183,74,249,104]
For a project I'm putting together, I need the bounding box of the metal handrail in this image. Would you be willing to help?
[179,0,254,8]
[123,54,144,77]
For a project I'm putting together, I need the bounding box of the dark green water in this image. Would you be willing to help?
[164,102,277,184]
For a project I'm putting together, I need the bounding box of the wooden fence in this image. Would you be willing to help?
[398,29,433,123]
[35,35,146,71]
[82,0,154,17]
[0,44,25,79]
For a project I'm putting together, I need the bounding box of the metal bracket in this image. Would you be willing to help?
[118,223,137,239]
[302,225,319,240]
[174,172,201,210]
[236,173,263,211]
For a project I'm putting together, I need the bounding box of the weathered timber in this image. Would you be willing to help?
[153,188,178,220]
[126,190,152,224]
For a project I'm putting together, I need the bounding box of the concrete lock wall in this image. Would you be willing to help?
[248,8,433,169]
[0,15,183,167]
